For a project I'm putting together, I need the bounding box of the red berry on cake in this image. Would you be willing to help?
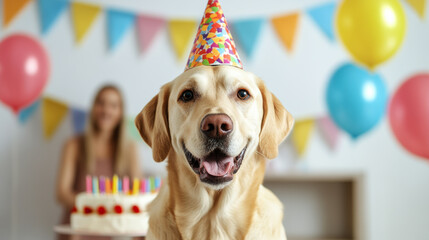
[114,204,123,214]
[83,206,93,214]
[97,206,107,215]
[71,206,78,214]
[131,205,140,213]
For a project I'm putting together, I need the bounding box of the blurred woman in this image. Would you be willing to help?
[56,85,141,239]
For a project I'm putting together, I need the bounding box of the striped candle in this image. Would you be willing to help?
[86,175,92,194]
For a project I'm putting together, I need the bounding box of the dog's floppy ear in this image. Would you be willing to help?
[135,84,171,162]
[257,79,294,159]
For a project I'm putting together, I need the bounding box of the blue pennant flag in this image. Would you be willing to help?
[106,9,136,50]
[307,2,336,42]
[71,108,87,134]
[37,0,69,34]
[18,100,41,124]
[230,18,265,59]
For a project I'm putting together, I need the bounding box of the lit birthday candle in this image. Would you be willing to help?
[123,176,129,194]
[112,175,118,194]
[132,178,139,195]
[105,178,112,194]
[92,176,99,194]
[86,175,92,194]
[99,176,105,194]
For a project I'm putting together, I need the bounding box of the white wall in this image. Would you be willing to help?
[0,0,428,239]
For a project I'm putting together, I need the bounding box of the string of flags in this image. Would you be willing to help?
[2,1,423,60]
[18,96,341,157]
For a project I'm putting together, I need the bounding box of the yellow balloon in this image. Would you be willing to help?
[336,0,406,69]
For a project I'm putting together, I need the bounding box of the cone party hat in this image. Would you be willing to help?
[185,0,243,70]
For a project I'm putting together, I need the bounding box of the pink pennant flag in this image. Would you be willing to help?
[318,116,340,149]
[137,15,165,53]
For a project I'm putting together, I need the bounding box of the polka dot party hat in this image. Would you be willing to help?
[185,0,243,70]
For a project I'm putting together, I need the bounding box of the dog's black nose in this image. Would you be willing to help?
[201,114,233,138]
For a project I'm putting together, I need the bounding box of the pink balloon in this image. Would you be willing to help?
[0,34,50,114]
[388,74,429,160]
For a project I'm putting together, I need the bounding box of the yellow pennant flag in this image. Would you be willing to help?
[406,0,426,19]
[42,97,69,139]
[271,13,300,52]
[168,20,197,60]
[292,119,315,156]
[71,2,101,43]
[3,0,31,27]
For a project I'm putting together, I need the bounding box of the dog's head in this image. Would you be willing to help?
[135,66,293,189]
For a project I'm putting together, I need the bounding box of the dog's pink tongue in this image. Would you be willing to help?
[202,157,234,177]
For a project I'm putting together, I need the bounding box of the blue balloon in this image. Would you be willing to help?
[326,63,388,138]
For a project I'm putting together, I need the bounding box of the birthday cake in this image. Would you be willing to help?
[71,175,160,234]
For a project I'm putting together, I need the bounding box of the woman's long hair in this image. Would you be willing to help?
[84,84,129,176]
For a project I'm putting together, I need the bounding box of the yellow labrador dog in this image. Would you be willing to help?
[135,65,293,240]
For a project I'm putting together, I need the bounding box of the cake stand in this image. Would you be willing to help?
[54,225,146,237]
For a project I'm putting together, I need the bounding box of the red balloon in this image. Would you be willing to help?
[0,34,50,114]
[388,74,429,160]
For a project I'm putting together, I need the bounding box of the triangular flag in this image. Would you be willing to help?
[168,20,197,60]
[3,0,31,27]
[136,15,165,53]
[37,0,69,34]
[71,107,87,134]
[406,0,426,19]
[127,117,141,141]
[292,119,315,156]
[307,2,336,41]
[271,13,300,52]
[42,97,69,139]
[230,18,265,59]
[18,100,41,124]
[71,2,101,43]
[318,116,340,149]
[106,9,136,50]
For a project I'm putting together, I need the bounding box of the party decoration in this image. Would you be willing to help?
[37,0,69,34]
[326,63,388,138]
[406,0,426,19]
[292,119,315,156]
[307,2,336,42]
[230,18,265,59]
[389,74,429,159]
[42,97,69,139]
[71,2,101,43]
[3,0,31,27]
[0,34,50,113]
[169,20,197,60]
[186,0,242,70]
[71,107,87,134]
[137,15,165,53]
[106,9,136,50]
[18,100,40,124]
[271,13,300,52]
[336,0,406,69]
[318,116,340,149]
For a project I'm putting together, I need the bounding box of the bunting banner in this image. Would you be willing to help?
[271,13,300,52]
[42,97,69,139]
[406,0,426,19]
[18,100,40,124]
[307,2,336,42]
[318,116,340,150]
[37,0,69,34]
[292,119,315,156]
[136,15,165,53]
[230,18,265,59]
[71,107,87,134]
[106,9,136,50]
[71,2,101,43]
[3,0,32,27]
[168,20,197,60]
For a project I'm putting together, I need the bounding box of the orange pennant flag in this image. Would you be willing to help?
[406,0,426,19]
[271,13,300,52]
[71,2,102,43]
[3,0,32,27]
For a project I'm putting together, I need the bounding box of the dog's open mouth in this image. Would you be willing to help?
[183,144,247,185]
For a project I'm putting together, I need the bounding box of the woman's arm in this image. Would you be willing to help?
[56,138,79,209]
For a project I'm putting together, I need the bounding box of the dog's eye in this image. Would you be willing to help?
[237,89,250,100]
[180,90,194,102]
